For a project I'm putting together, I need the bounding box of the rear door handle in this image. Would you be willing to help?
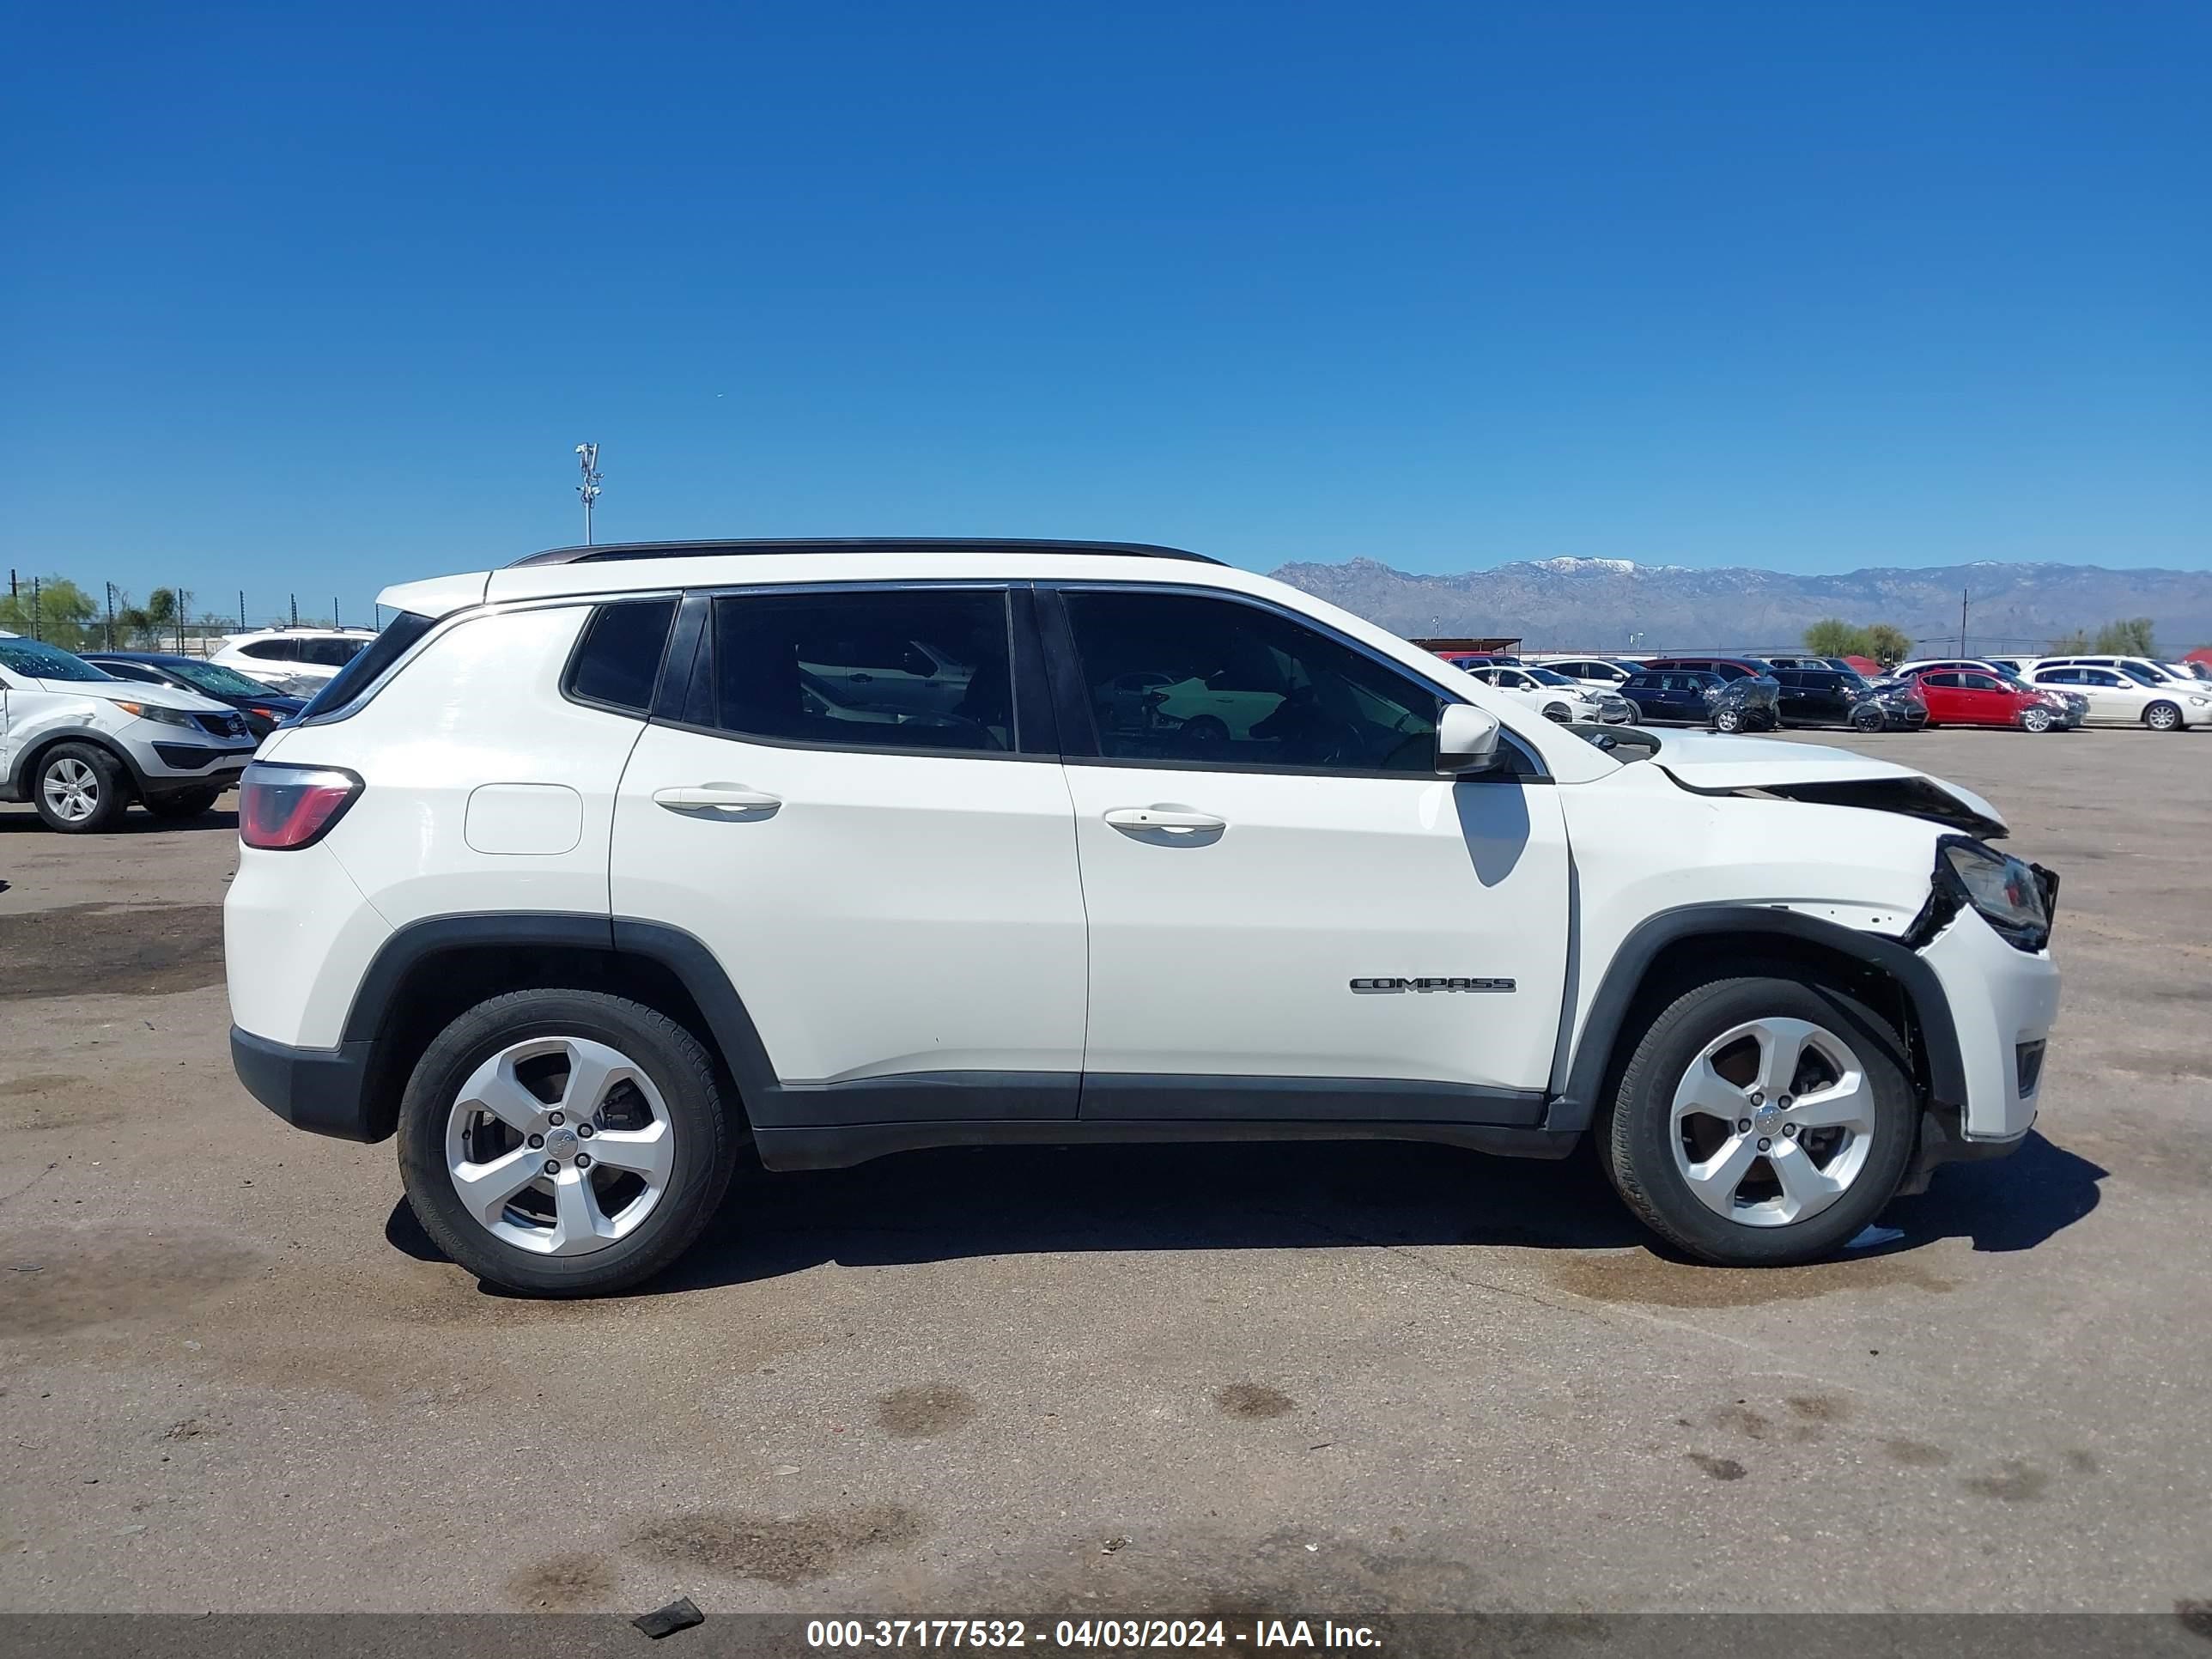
[1103,806,1225,835]
[653,785,782,815]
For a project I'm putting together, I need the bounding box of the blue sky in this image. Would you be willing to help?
[9,1,2208,621]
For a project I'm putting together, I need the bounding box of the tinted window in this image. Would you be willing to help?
[567,599,677,714]
[301,637,367,668]
[1061,590,1438,773]
[242,639,298,661]
[710,588,1012,752]
[89,659,165,683]
[2086,670,2124,686]
[1960,673,2000,690]
[298,611,438,721]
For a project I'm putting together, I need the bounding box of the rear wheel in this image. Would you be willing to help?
[397,990,738,1296]
[31,744,129,834]
[1598,973,1917,1266]
[2143,701,2181,732]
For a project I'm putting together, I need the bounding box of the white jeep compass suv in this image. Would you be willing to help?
[224,539,2062,1295]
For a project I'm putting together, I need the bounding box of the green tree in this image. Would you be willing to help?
[1865,623,1914,665]
[1803,618,1872,657]
[2092,617,2157,656]
[0,576,100,648]
[2050,628,2090,653]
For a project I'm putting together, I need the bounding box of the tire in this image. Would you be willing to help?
[397,989,738,1297]
[1596,972,1917,1267]
[1542,702,1572,723]
[31,743,130,834]
[1181,715,1230,749]
[2020,706,2053,733]
[1850,708,1883,733]
[1711,707,1742,733]
[145,787,223,820]
[2143,701,2181,732]
[1622,701,1645,724]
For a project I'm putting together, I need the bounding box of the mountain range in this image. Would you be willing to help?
[1266,557,2212,656]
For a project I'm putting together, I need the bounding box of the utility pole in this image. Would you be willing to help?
[176,588,191,653]
[106,583,118,649]
[29,577,40,641]
[1960,588,1969,657]
[290,594,299,629]
[575,444,602,545]
[239,590,247,630]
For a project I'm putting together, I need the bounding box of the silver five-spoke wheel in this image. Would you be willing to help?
[1668,1016,1875,1227]
[445,1035,676,1256]
[42,757,101,823]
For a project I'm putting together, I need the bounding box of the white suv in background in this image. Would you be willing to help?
[224,538,2062,1295]
[210,628,379,696]
[2025,663,2212,730]
[0,632,257,830]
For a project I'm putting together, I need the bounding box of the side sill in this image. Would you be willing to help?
[754,1120,1582,1172]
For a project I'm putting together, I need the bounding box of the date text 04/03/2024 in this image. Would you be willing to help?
[805,1619,1383,1649]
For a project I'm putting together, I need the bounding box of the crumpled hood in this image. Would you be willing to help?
[1647,730,2008,838]
[38,677,232,715]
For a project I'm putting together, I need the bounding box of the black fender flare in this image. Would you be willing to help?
[9,729,150,803]
[339,910,780,1097]
[1546,904,1966,1134]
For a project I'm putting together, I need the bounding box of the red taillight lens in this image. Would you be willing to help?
[239,763,362,849]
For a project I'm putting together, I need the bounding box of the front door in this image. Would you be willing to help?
[611,584,1088,1126]
[1046,586,1570,1123]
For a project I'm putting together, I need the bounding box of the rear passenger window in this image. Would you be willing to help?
[567,599,678,714]
[244,640,298,661]
[708,588,1012,752]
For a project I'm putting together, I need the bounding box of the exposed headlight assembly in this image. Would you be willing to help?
[1906,835,2058,953]
[115,701,198,729]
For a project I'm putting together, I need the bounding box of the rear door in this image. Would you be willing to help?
[1045,585,1569,1121]
[611,583,1087,1126]
[1915,672,1965,722]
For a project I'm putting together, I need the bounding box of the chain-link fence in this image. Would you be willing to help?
[1,572,388,656]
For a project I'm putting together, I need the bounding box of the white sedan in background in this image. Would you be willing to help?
[2027,665,2212,731]
[1461,663,1632,723]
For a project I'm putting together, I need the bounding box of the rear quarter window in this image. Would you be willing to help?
[563,599,678,714]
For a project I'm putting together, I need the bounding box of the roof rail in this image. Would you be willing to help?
[507,537,1221,568]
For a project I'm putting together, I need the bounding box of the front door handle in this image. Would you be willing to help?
[1103,806,1225,835]
[653,784,782,816]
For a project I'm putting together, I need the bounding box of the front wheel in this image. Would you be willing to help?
[1597,973,1917,1266]
[32,743,129,833]
[1850,707,1884,732]
[2143,702,2181,732]
[1711,707,1743,733]
[397,989,738,1296]
[2020,706,2054,733]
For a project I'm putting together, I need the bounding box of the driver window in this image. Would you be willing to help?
[1059,590,1440,773]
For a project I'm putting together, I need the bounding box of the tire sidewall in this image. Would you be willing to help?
[2145,702,2179,731]
[1603,975,1917,1266]
[33,743,128,834]
[2021,708,2051,732]
[398,990,733,1296]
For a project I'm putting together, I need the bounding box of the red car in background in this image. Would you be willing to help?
[1902,668,2061,732]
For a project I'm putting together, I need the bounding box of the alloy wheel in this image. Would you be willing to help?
[1668,1017,1876,1227]
[41,757,100,823]
[444,1036,677,1256]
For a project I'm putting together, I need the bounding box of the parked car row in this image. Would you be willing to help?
[0,633,303,831]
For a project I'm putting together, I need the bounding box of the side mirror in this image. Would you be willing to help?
[1436,703,1503,775]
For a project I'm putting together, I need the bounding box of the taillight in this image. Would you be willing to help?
[239,763,362,849]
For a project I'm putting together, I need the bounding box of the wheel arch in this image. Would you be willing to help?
[338,913,773,1143]
[9,730,147,804]
[1547,906,1966,1135]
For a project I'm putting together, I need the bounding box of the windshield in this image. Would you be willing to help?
[2118,663,2164,686]
[1527,666,1578,686]
[0,638,117,682]
[168,659,285,697]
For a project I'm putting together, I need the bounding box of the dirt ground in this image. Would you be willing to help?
[2,728,2208,1617]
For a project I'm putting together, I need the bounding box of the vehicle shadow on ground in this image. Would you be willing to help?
[386,1129,2106,1297]
[0,807,239,835]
